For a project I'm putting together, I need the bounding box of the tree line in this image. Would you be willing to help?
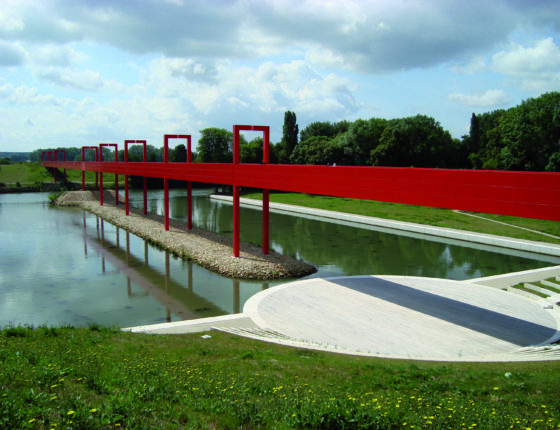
[30,91,559,172]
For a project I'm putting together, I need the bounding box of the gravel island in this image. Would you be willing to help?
[55,190,316,280]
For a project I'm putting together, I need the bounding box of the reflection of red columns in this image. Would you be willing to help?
[233,279,240,314]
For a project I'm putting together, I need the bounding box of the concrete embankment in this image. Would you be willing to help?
[54,190,316,280]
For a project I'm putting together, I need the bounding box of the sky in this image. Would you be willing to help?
[0,0,559,153]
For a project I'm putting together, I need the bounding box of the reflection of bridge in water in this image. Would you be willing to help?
[80,213,268,322]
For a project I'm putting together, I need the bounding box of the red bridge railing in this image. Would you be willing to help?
[42,125,560,258]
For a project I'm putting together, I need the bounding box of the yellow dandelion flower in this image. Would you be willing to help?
[67,410,74,416]
[90,408,97,413]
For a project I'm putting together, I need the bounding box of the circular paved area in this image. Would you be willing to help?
[243,276,560,361]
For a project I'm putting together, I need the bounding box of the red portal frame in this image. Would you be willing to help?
[163,134,192,231]
[99,143,119,206]
[81,146,99,190]
[124,140,148,216]
[233,125,270,257]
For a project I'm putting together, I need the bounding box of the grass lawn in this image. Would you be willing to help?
[1,326,559,429]
[0,162,122,187]
[242,192,560,245]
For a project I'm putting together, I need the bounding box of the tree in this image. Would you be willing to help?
[0,157,11,165]
[290,136,342,165]
[338,118,388,165]
[492,92,560,171]
[280,111,298,163]
[170,144,187,162]
[197,128,233,163]
[240,137,263,164]
[369,115,458,168]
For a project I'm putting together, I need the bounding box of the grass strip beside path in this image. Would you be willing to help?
[1,326,559,429]
[242,192,560,245]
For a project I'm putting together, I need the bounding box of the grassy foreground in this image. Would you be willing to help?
[1,326,559,430]
[242,192,560,244]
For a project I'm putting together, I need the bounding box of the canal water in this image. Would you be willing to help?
[1,190,557,328]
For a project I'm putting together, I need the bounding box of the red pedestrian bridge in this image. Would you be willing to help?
[41,124,560,258]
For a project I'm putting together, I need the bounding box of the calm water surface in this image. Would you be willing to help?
[0,190,557,327]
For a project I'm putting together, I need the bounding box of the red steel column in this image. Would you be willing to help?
[261,126,270,255]
[99,144,104,206]
[233,125,240,257]
[164,135,170,231]
[113,146,119,206]
[143,144,147,214]
[187,135,192,230]
[124,141,129,216]
[81,147,85,191]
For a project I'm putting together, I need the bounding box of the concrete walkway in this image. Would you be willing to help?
[241,275,560,361]
[127,273,560,362]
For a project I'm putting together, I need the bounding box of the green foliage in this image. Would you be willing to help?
[197,127,233,163]
[0,327,558,429]
[279,110,299,163]
[0,157,11,165]
[339,118,388,166]
[370,115,458,168]
[464,92,560,171]
[170,143,187,162]
[299,120,350,142]
[290,136,342,165]
[240,137,264,163]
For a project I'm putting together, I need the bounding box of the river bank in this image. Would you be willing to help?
[0,181,90,194]
[54,190,316,280]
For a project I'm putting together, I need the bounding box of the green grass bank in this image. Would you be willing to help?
[0,162,119,188]
[242,192,560,245]
[1,326,559,430]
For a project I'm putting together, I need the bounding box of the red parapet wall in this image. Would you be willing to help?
[42,159,560,221]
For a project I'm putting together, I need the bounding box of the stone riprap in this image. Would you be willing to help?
[55,190,316,280]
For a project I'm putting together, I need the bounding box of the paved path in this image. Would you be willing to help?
[243,275,560,361]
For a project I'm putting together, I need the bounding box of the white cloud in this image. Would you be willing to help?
[492,38,560,78]
[36,66,124,92]
[491,37,560,90]
[1,0,554,73]
[448,89,510,107]
[0,82,61,105]
[31,44,86,67]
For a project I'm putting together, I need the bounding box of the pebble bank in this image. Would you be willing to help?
[55,190,316,280]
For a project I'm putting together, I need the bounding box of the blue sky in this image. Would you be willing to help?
[0,0,559,152]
